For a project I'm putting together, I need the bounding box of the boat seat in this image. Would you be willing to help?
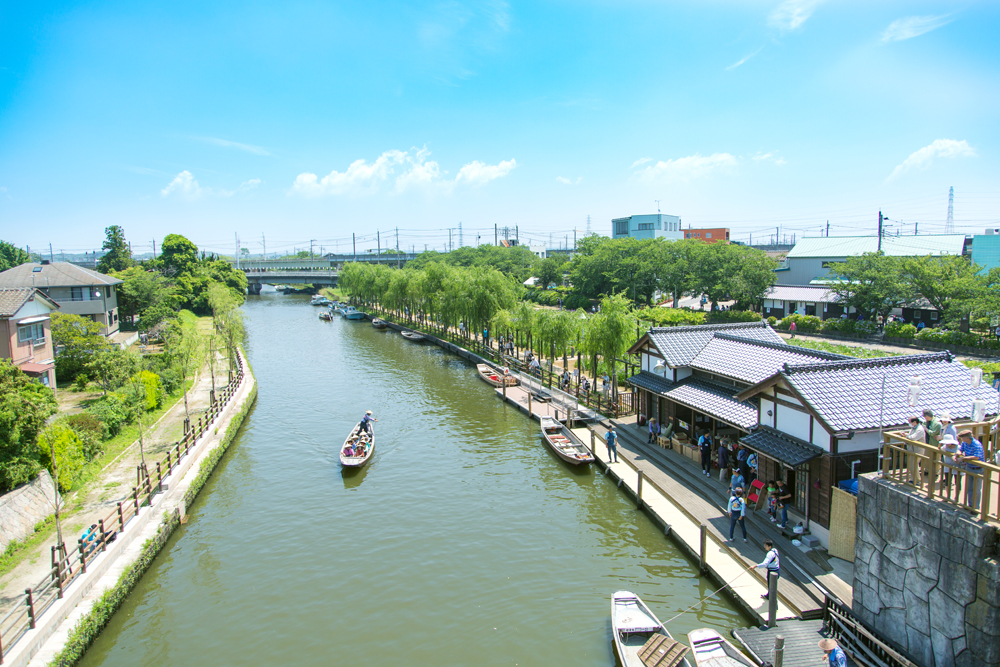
[638,635,689,667]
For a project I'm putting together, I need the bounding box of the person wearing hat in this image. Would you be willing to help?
[939,411,958,441]
[957,429,985,509]
[819,638,847,667]
[358,410,377,436]
[605,426,619,463]
[939,434,962,497]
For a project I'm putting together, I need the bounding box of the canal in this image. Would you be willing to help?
[79,292,747,666]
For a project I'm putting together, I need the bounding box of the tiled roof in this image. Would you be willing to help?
[690,334,849,384]
[740,426,824,467]
[780,352,1000,432]
[0,262,122,288]
[0,288,58,317]
[764,285,838,303]
[627,370,674,394]
[647,321,781,368]
[785,235,966,259]
[662,378,760,430]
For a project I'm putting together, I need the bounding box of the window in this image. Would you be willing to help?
[18,323,44,343]
[71,286,83,301]
[930,311,938,321]
[706,233,712,238]
[638,223,655,231]
[614,220,630,236]
[821,262,832,268]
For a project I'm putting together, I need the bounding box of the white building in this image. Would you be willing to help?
[611,214,684,241]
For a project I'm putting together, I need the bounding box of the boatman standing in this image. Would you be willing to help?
[359,410,377,435]
[819,638,848,667]
[605,427,619,463]
[756,539,780,600]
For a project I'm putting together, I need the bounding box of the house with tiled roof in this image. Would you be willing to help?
[0,261,122,336]
[0,287,61,388]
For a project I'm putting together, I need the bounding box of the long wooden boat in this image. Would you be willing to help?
[612,591,693,667]
[340,422,375,467]
[372,318,388,330]
[400,331,425,342]
[539,416,593,465]
[476,363,518,388]
[687,629,757,667]
[319,311,334,321]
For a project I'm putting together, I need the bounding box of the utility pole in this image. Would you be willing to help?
[915,221,918,235]
[377,231,381,264]
[495,224,498,246]
[262,233,266,260]
[449,228,452,253]
[459,221,463,248]
[516,226,519,245]
[573,229,576,253]
[152,239,156,258]
[396,227,400,269]
[586,215,591,234]
[310,239,315,264]
[353,233,356,263]
[878,211,883,252]
[826,220,829,237]
[49,243,54,263]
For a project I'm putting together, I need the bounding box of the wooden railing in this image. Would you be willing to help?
[881,417,1000,524]
[823,597,918,667]
[0,351,248,663]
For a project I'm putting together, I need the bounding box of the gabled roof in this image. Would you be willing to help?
[631,321,781,368]
[764,285,838,303]
[660,377,760,430]
[741,426,824,467]
[736,351,999,433]
[785,235,966,259]
[690,334,849,384]
[0,287,60,318]
[0,262,122,288]
[627,370,674,395]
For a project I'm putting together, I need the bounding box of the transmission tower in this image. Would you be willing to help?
[459,222,463,248]
[586,215,591,234]
[945,186,954,234]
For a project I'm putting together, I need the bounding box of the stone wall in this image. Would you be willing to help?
[0,470,58,551]
[854,473,1000,667]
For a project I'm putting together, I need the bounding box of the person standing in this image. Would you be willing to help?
[359,410,377,435]
[957,429,985,510]
[717,439,730,484]
[727,489,748,543]
[648,418,661,444]
[756,539,780,599]
[605,427,619,463]
[923,409,942,447]
[776,479,791,529]
[939,434,961,497]
[789,320,797,339]
[730,469,746,496]
[939,411,958,441]
[736,444,750,481]
[699,431,713,477]
[819,639,848,667]
[906,415,927,483]
[602,373,610,397]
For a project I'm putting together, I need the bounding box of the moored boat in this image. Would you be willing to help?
[344,308,366,320]
[686,629,756,667]
[372,318,388,329]
[340,422,375,467]
[612,591,693,667]
[400,331,425,342]
[319,310,334,321]
[539,416,593,464]
[476,363,518,388]
[311,294,330,306]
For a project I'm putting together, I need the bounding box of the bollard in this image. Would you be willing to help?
[99,519,107,552]
[773,635,784,667]
[118,502,125,532]
[699,524,707,573]
[636,470,644,507]
[590,430,595,454]
[528,391,532,417]
[767,569,779,628]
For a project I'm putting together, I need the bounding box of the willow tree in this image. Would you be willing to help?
[462,266,518,345]
[582,293,637,399]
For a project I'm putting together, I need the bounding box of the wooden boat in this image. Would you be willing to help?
[539,416,593,464]
[371,318,388,330]
[476,363,518,388]
[400,331,425,342]
[340,422,375,467]
[687,629,756,667]
[319,311,334,321]
[612,591,693,667]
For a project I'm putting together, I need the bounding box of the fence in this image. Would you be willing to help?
[0,351,248,663]
[881,415,1000,524]
[823,597,917,667]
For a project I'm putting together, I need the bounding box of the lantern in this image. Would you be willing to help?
[907,375,923,408]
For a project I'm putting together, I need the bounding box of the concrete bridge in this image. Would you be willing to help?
[237,256,419,294]
[244,270,339,294]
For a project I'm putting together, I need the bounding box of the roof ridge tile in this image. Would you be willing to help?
[710,333,850,360]
[783,351,951,374]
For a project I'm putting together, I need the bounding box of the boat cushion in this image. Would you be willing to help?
[638,635,689,667]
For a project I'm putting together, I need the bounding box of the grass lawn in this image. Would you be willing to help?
[784,338,900,358]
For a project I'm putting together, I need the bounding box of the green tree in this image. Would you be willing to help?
[581,293,637,398]
[0,360,58,491]
[208,282,246,379]
[159,234,199,276]
[114,265,176,326]
[37,424,86,493]
[162,317,203,423]
[0,240,30,271]
[50,312,107,381]
[903,255,984,324]
[534,258,563,289]
[86,346,137,396]
[96,225,133,273]
[828,253,915,320]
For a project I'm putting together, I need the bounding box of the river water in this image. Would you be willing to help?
[79,292,747,667]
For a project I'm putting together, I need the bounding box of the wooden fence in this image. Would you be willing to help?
[0,352,248,663]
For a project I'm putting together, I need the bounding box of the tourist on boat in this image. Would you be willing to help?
[647,418,660,444]
[727,488,747,543]
[819,638,848,667]
[756,539,780,599]
[605,427,619,463]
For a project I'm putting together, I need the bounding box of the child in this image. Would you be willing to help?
[767,490,779,523]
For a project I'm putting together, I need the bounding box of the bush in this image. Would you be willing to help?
[821,317,878,336]
[706,310,762,324]
[62,413,106,459]
[73,375,89,392]
[639,308,707,328]
[157,368,181,395]
[37,424,86,492]
[86,393,132,437]
[915,327,990,347]
[779,314,822,332]
[564,294,591,311]
[132,370,166,411]
[884,321,917,339]
[767,316,777,326]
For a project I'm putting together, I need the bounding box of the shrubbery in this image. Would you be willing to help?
[777,314,823,332]
[638,308,707,328]
[706,310,763,324]
[37,424,86,493]
[914,327,999,349]
[819,317,878,336]
[884,321,917,339]
[62,413,106,459]
[86,393,132,437]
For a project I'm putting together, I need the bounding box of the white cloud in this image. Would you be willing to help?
[630,157,652,168]
[881,14,952,43]
[886,139,975,182]
[291,149,516,197]
[195,136,271,156]
[556,176,582,185]
[633,153,739,182]
[161,171,262,199]
[752,151,787,165]
[726,47,763,71]
[768,0,822,31]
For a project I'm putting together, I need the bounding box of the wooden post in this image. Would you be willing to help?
[53,546,64,599]
[25,588,35,629]
[99,519,107,552]
[590,430,595,455]
[981,471,991,522]
[78,539,87,574]
[637,469,644,507]
[117,502,124,532]
[699,524,707,573]
[133,487,140,516]
[773,635,784,667]
[528,391,532,418]
[767,570,779,628]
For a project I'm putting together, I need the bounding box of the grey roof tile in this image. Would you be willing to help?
[662,378,759,430]
[647,321,781,368]
[626,370,674,394]
[690,334,849,384]
[765,285,838,303]
[0,288,58,317]
[740,426,824,467]
[0,262,122,288]
[782,352,1000,432]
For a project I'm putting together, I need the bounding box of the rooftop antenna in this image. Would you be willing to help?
[945,186,954,234]
[655,199,661,214]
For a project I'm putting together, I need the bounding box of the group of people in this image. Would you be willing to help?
[344,410,377,458]
[906,408,990,508]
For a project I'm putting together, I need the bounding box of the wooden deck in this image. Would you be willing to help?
[733,619,859,667]
[495,384,583,423]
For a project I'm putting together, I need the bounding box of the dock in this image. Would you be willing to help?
[733,620,859,667]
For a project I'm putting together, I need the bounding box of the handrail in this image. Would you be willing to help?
[0,350,249,662]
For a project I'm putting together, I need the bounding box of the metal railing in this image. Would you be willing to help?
[881,416,999,524]
[0,352,248,663]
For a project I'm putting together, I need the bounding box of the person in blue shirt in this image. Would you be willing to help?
[647,418,661,444]
[698,431,713,477]
[819,638,848,667]
[730,469,746,495]
[605,427,619,463]
[358,410,377,435]
[727,488,747,543]
[957,429,985,509]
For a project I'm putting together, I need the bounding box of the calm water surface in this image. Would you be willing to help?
[79,292,747,667]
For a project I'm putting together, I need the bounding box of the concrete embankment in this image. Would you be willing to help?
[3,351,257,667]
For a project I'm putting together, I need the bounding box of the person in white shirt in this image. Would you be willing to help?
[756,539,780,600]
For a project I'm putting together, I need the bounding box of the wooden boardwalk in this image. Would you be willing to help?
[495,385,583,423]
[733,619,859,667]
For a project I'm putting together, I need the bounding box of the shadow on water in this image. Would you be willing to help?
[341,462,371,489]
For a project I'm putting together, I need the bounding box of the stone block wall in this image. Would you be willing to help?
[854,473,1000,667]
[0,470,58,551]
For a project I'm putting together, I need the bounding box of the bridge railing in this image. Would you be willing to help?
[230,255,418,271]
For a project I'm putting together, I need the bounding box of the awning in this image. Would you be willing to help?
[17,362,53,374]
[627,371,674,395]
[17,315,50,324]
[661,378,759,431]
[740,426,824,467]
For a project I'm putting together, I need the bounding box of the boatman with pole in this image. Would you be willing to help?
[756,538,780,600]
[359,410,377,435]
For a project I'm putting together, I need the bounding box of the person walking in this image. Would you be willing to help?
[699,431,713,477]
[819,639,848,667]
[717,438,730,484]
[789,320,797,339]
[605,427,619,463]
[727,489,748,543]
[601,373,610,397]
[776,479,791,529]
[730,469,746,496]
[957,429,985,510]
[756,539,780,599]
[648,418,661,444]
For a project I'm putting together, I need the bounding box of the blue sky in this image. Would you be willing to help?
[1,0,999,257]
